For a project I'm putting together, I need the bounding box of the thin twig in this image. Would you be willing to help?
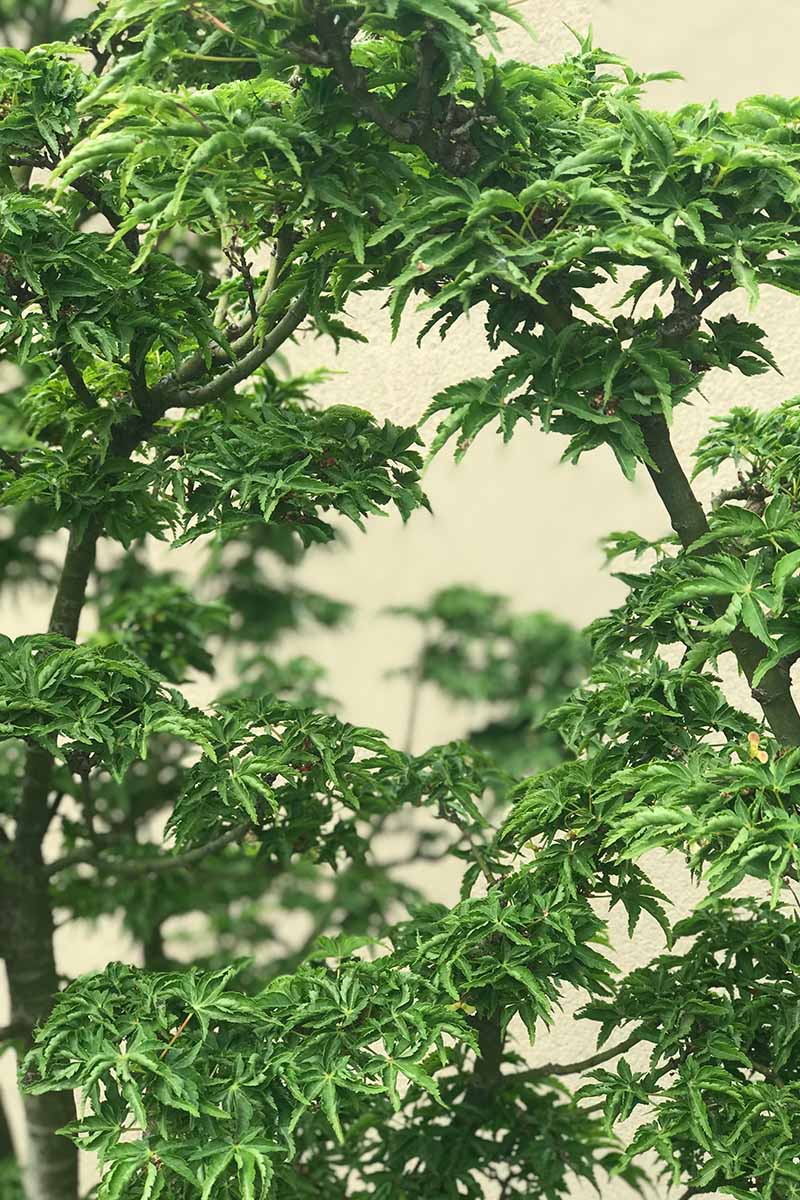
[159,1013,193,1058]
[225,236,258,327]
[403,644,427,754]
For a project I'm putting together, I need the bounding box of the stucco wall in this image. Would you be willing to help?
[3,3,799,1193]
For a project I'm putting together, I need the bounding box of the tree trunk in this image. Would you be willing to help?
[0,1083,15,1162]
[3,850,78,1200]
[1,523,99,1200]
[142,923,169,972]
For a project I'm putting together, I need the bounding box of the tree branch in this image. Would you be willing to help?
[59,350,98,410]
[711,476,769,511]
[415,34,438,130]
[694,277,731,315]
[638,414,800,745]
[512,1030,644,1084]
[44,521,99,643]
[465,1013,505,1104]
[529,271,800,738]
[69,178,140,254]
[225,237,258,327]
[166,297,308,409]
[0,1021,26,1043]
[46,821,252,878]
[306,12,416,145]
[293,12,477,174]
[152,229,294,400]
[0,448,21,477]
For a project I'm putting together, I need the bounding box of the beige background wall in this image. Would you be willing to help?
[3,2,800,1193]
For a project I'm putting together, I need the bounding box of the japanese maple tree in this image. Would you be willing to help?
[2,3,800,1200]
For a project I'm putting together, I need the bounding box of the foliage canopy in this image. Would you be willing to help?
[3,3,800,1200]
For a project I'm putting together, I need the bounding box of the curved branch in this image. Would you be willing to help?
[305,13,415,145]
[168,297,309,409]
[292,13,477,173]
[639,414,800,746]
[46,821,252,878]
[59,350,98,411]
[69,177,140,255]
[511,1029,644,1084]
[152,230,294,401]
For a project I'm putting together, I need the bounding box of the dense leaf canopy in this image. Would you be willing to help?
[3,2,800,1200]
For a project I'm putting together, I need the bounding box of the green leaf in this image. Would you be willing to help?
[740,593,777,648]
[320,1078,344,1143]
[395,1058,444,1104]
[200,1151,234,1200]
[772,547,800,611]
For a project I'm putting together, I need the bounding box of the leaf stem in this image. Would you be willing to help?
[159,1013,193,1059]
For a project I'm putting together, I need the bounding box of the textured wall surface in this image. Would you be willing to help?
[3,3,799,1193]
